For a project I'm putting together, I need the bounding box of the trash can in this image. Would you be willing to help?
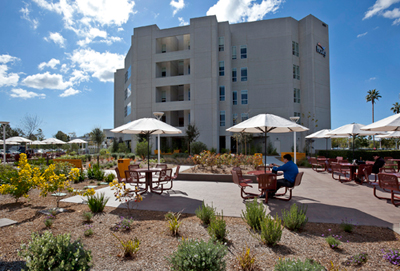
[118,158,130,178]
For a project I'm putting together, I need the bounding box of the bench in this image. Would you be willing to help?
[309,157,325,172]
[274,172,304,201]
[53,159,82,169]
[375,173,400,206]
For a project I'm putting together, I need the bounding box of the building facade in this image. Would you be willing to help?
[114,14,331,154]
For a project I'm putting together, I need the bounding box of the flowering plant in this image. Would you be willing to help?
[115,216,134,231]
[382,249,400,266]
[109,180,142,213]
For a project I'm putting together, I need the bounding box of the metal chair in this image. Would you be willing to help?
[375,173,400,206]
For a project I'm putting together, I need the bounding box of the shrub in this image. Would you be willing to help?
[167,238,227,271]
[76,169,86,183]
[112,233,140,258]
[236,246,257,271]
[345,252,368,266]
[136,139,150,159]
[87,192,109,213]
[195,201,215,225]
[115,216,134,231]
[44,216,54,228]
[106,173,116,183]
[53,161,74,176]
[94,167,105,181]
[18,231,92,270]
[165,211,182,236]
[281,203,308,231]
[340,217,354,233]
[190,141,208,155]
[84,225,93,237]
[241,198,266,232]
[82,211,93,222]
[259,214,282,246]
[326,235,342,249]
[382,248,400,266]
[208,212,228,242]
[274,258,325,271]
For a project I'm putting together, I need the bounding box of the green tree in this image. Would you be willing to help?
[391,102,400,114]
[90,127,105,154]
[366,89,381,148]
[36,129,45,141]
[185,124,200,154]
[54,131,69,142]
[136,139,150,159]
[111,138,119,152]
[0,124,21,139]
[366,89,381,123]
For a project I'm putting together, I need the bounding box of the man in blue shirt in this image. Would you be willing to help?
[260,154,298,198]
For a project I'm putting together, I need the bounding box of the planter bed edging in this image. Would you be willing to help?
[176,173,257,183]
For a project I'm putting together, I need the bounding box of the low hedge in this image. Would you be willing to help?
[316,150,400,161]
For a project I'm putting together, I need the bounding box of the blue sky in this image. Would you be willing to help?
[1,0,399,139]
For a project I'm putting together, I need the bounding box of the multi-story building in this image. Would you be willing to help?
[114,14,330,154]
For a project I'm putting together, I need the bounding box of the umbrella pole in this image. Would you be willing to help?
[264,132,267,173]
[147,133,150,170]
[352,135,355,161]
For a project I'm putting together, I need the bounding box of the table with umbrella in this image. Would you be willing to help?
[41,138,67,157]
[111,118,182,192]
[68,139,88,154]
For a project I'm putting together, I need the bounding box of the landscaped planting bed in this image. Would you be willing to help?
[0,179,400,271]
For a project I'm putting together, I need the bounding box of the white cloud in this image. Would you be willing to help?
[178,17,189,26]
[76,27,122,46]
[0,54,20,87]
[60,87,80,97]
[357,32,368,38]
[10,88,46,99]
[363,0,400,25]
[117,27,124,32]
[170,0,185,16]
[44,32,66,48]
[206,0,284,23]
[69,49,124,82]
[69,69,89,84]
[38,58,60,70]
[20,3,39,29]
[22,72,71,90]
[368,77,377,81]
[60,64,69,73]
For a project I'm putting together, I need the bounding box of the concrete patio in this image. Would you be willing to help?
[62,165,400,234]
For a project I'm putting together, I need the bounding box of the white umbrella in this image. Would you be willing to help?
[5,136,32,143]
[68,139,88,154]
[29,140,45,145]
[41,138,67,144]
[226,113,309,170]
[376,131,400,149]
[305,129,347,151]
[361,113,400,131]
[111,118,182,169]
[327,123,386,159]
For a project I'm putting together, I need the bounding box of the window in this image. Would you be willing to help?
[161,91,166,102]
[232,46,237,59]
[240,45,247,59]
[292,41,299,56]
[293,88,300,103]
[125,66,131,83]
[241,113,248,121]
[233,91,237,105]
[220,111,225,126]
[219,61,225,76]
[188,41,190,50]
[241,67,247,81]
[219,37,224,52]
[125,84,131,100]
[232,68,237,82]
[162,44,166,53]
[188,65,190,75]
[188,88,190,101]
[162,67,166,77]
[179,117,184,127]
[219,86,225,101]
[293,65,300,80]
[125,102,131,117]
[241,90,248,105]
[233,113,238,125]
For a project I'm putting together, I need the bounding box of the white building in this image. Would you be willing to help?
[114,14,330,154]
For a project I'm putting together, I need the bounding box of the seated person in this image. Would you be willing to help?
[260,154,299,198]
[355,153,385,184]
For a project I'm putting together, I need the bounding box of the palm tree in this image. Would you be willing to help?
[366,89,381,122]
[366,89,381,148]
[391,102,400,114]
[90,127,105,154]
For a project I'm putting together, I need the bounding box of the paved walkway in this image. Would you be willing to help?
[63,165,400,233]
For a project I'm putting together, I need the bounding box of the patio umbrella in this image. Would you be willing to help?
[376,131,400,149]
[305,129,348,151]
[41,138,67,144]
[226,113,309,172]
[68,139,88,154]
[111,118,182,169]
[327,123,385,160]
[5,136,32,143]
[361,113,400,132]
